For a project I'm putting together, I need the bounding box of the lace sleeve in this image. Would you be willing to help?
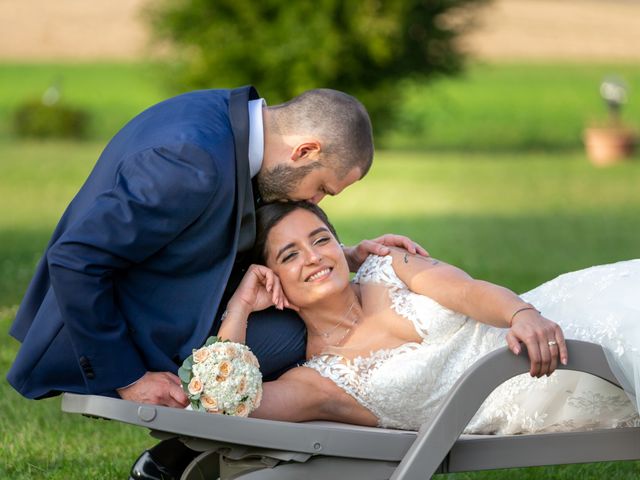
[353,255,405,289]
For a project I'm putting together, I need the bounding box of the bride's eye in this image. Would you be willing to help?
[282,251,297,263]
[313,236,330,246]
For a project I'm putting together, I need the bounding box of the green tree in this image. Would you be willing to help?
[147,0,488,135]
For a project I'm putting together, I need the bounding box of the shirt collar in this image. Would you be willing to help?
[247,98,266,179]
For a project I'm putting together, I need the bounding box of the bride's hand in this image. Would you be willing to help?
[506,311,568,378]
[343,234,429,272]
[228,264,298,314]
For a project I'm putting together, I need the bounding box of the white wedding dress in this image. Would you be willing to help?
[305,255,640,434]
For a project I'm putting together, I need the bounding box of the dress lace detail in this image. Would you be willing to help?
[305,343,422,425]
[353,255,468,343]
[305,255,640,433]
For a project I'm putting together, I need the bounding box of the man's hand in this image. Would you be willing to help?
[343,234,429,272]
[117,371,188,407]
[505,311,568,378]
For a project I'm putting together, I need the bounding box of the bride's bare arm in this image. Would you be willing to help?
[388,248,524,327]
[250,366,378,426]
[217,264,293,344]
[386,248,567,376]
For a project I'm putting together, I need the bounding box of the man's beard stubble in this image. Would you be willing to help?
[255,163,319,202]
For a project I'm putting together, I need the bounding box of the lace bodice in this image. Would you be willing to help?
[305,256,640,433]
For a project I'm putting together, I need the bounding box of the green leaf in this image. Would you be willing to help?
[182,356,193,370]
[205,336,220,346]
[178,366,191,383]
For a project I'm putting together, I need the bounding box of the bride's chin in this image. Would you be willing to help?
[309,281,351,303]
[286,283,342,308]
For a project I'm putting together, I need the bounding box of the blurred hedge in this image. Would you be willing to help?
[147,0,489,134]
[12,101,90,139]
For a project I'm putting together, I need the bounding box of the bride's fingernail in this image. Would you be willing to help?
[562,357,567,365]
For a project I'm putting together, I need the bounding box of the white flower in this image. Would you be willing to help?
[183,340,263,416]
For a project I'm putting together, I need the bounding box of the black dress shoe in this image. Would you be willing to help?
[129,437,200,480]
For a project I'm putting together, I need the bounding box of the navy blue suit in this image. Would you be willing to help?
[7,86,306,399]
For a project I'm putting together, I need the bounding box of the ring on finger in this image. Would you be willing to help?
[547,340,557,347]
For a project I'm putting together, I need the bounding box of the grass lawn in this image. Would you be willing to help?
[1,62,639,151]
[1,139,640,478]
[384,63,640,151]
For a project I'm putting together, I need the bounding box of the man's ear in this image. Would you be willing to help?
[291,141,322,163]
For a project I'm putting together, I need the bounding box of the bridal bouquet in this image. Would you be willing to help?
[179,336,262,416]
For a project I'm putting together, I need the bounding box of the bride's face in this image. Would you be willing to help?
[264,208,350,307]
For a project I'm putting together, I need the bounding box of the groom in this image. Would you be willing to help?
[7,86,422,407]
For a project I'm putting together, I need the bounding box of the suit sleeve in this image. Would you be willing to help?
[47,144,220,394]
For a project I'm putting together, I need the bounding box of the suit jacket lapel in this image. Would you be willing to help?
[229,85,260,255]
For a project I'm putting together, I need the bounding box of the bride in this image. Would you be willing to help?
[217,201,640,434]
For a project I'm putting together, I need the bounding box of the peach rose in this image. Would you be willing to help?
[187,377,203,395]
[193,347,210,364]
[235,402,249,417]
[218,360,232,378]
[200,394,219,412]
[236,377,247,395]
[243,350,259,367]
[254,387,263,408]
[224,344,238,358]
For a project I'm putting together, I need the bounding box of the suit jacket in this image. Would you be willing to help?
[7,86,260,398]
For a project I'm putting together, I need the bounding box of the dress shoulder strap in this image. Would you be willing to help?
[353,255,406,290]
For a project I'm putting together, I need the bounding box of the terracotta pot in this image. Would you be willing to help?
[583,127,636,166]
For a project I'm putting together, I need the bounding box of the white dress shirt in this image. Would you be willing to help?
[247,98,266,179]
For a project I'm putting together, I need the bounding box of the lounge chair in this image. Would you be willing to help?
[61,340,640,479]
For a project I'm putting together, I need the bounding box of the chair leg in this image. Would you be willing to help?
[129,437,200,480]
[180,451,221,480]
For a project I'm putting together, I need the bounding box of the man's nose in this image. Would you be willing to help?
[309,193,325,204]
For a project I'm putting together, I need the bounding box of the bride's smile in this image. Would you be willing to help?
[305,267,332,283]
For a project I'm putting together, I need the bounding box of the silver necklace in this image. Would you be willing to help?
[308,300,360,346]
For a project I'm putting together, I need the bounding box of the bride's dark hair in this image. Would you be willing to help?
[253,201,340,264]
